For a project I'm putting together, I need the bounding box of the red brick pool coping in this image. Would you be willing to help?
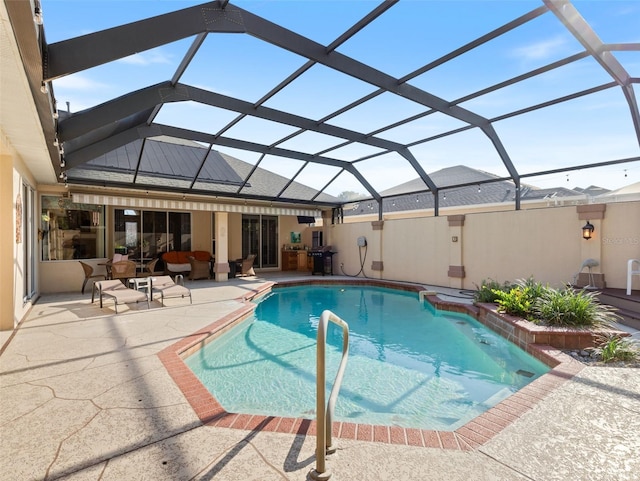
[158,279,586,451]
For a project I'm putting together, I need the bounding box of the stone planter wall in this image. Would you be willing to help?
[425,296,622,353]
[475,303,598,350]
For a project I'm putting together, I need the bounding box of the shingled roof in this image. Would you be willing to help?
[345,165,586,216]
[69,136,340,203]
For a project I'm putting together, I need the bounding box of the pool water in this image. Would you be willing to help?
[185,285,549,430]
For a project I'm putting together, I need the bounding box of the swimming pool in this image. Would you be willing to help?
[185,285,549,431]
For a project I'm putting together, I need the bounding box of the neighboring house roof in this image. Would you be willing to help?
[574,185,612,197]
[379,165,500,197]
[594,182,640,197]
[68,136,340,204]
[522,186,586,201]
[345,165,586,216]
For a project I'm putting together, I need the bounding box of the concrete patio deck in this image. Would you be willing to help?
[1,273,638,481]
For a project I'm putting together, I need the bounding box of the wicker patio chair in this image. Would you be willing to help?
[238,254,256,276]
[188,256,211,280]
[79,261,106,294]
[110,260,137,284]
[136,258,159,278]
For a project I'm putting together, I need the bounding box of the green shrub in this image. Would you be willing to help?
[491,277,547,318]
[593,333,639,362]
[478,276,621,330]
[516,277,548,300]
[492,286,534,318]
[474,278,514,303]
[532,286,619,328]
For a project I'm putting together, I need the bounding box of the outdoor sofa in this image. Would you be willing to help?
[161,250,212,278]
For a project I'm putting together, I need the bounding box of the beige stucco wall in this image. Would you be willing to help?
[2,135,39,329]
[40,259,101,294]
[463,207,580,288]
[328,221,374,278]
[601,202,640,289]
[1,139,15,330]
[330,201,640,291]
[191,210,212,252]
[280,216,304,249]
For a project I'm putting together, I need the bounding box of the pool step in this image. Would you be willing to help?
[482,387,513,408]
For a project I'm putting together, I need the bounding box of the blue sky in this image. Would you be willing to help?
[42,0,640,196]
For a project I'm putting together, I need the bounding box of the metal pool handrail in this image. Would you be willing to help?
[310,309,349,481]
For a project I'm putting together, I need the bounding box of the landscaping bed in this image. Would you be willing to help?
[471,277,639,365]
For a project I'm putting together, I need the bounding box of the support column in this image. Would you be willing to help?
[370,220,384,276]
[0,145,14,330]
[447,215,465,289]
[213,212,230,282]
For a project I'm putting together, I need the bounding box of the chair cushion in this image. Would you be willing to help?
[162,251,211,270]
[157,285,190,297]
[102,289,147,303]
[166,262,191,273]
[151,276,191,299]
[193,251,211,261]
[97,280,147,303]
[162,251,181,264]
[150,276,175,288]
[98,280,127,291]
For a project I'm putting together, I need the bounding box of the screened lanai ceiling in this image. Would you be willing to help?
[36,0,640,212]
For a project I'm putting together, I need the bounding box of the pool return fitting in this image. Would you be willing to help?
[309,310,350,481]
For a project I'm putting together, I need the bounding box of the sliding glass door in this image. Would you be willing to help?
[261,215,278,268]
[168,212,191,251]
[114,209,140,257]
[241,214,278,269]
[142,211,167,261]
[23,184,35,301]
[242,215,260,263]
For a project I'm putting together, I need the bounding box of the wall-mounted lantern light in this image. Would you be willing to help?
[582,221,594,240]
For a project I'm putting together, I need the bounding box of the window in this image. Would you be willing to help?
[41,195,106,260]
[114,209,191,263]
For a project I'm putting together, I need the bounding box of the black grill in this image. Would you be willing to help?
[307,250,335,275]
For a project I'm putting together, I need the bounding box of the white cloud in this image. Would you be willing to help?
[614,4,640,18]
[53,74,107,91]
[118,49,172,66]
[510,36,569,62]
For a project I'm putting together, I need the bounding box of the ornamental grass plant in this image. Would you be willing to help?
[479,277,620,329]
[532,286,619,329]
[593,333,640,363]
